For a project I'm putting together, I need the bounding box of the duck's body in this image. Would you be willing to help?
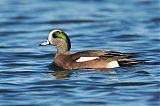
[54,50,132,70]
[39,29,142,70]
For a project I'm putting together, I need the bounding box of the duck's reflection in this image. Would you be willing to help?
[48,63,118,80]
[48,64,72,79]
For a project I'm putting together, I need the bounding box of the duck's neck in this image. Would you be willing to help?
[56,41,70,54]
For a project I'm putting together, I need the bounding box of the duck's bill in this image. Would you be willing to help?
[39,40,50,46]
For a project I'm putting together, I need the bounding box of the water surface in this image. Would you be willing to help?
[0,0,160,106]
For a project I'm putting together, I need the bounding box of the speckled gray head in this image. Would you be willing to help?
[39,29,71,53]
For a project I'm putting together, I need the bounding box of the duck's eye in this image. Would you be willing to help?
[52,33,58,38]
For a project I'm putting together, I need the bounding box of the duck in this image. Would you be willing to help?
[39,29,143,70]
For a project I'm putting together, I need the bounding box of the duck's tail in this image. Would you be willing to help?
[118,59,146,67]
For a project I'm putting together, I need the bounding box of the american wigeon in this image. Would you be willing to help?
[39,29,143,70]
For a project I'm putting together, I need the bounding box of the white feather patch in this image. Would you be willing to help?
[106,61,119,68]
[76,57,99,62]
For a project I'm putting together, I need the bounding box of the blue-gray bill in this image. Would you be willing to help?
[39,40,50,46]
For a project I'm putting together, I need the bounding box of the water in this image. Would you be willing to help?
[0,0,160,106]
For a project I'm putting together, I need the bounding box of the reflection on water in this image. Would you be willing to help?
[49,63,119,80]
[0,0,160,106]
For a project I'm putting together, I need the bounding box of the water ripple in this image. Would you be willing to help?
[0,0,159,106]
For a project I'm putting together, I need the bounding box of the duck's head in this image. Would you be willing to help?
[39,29,71,53]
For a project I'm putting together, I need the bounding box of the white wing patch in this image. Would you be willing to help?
[76,57,120,68]
[106,61,119,68]
[76,57,99,62]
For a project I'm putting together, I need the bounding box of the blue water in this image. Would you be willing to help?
[0,0,160,106]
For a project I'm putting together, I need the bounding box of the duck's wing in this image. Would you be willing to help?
[71,50,134,62]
